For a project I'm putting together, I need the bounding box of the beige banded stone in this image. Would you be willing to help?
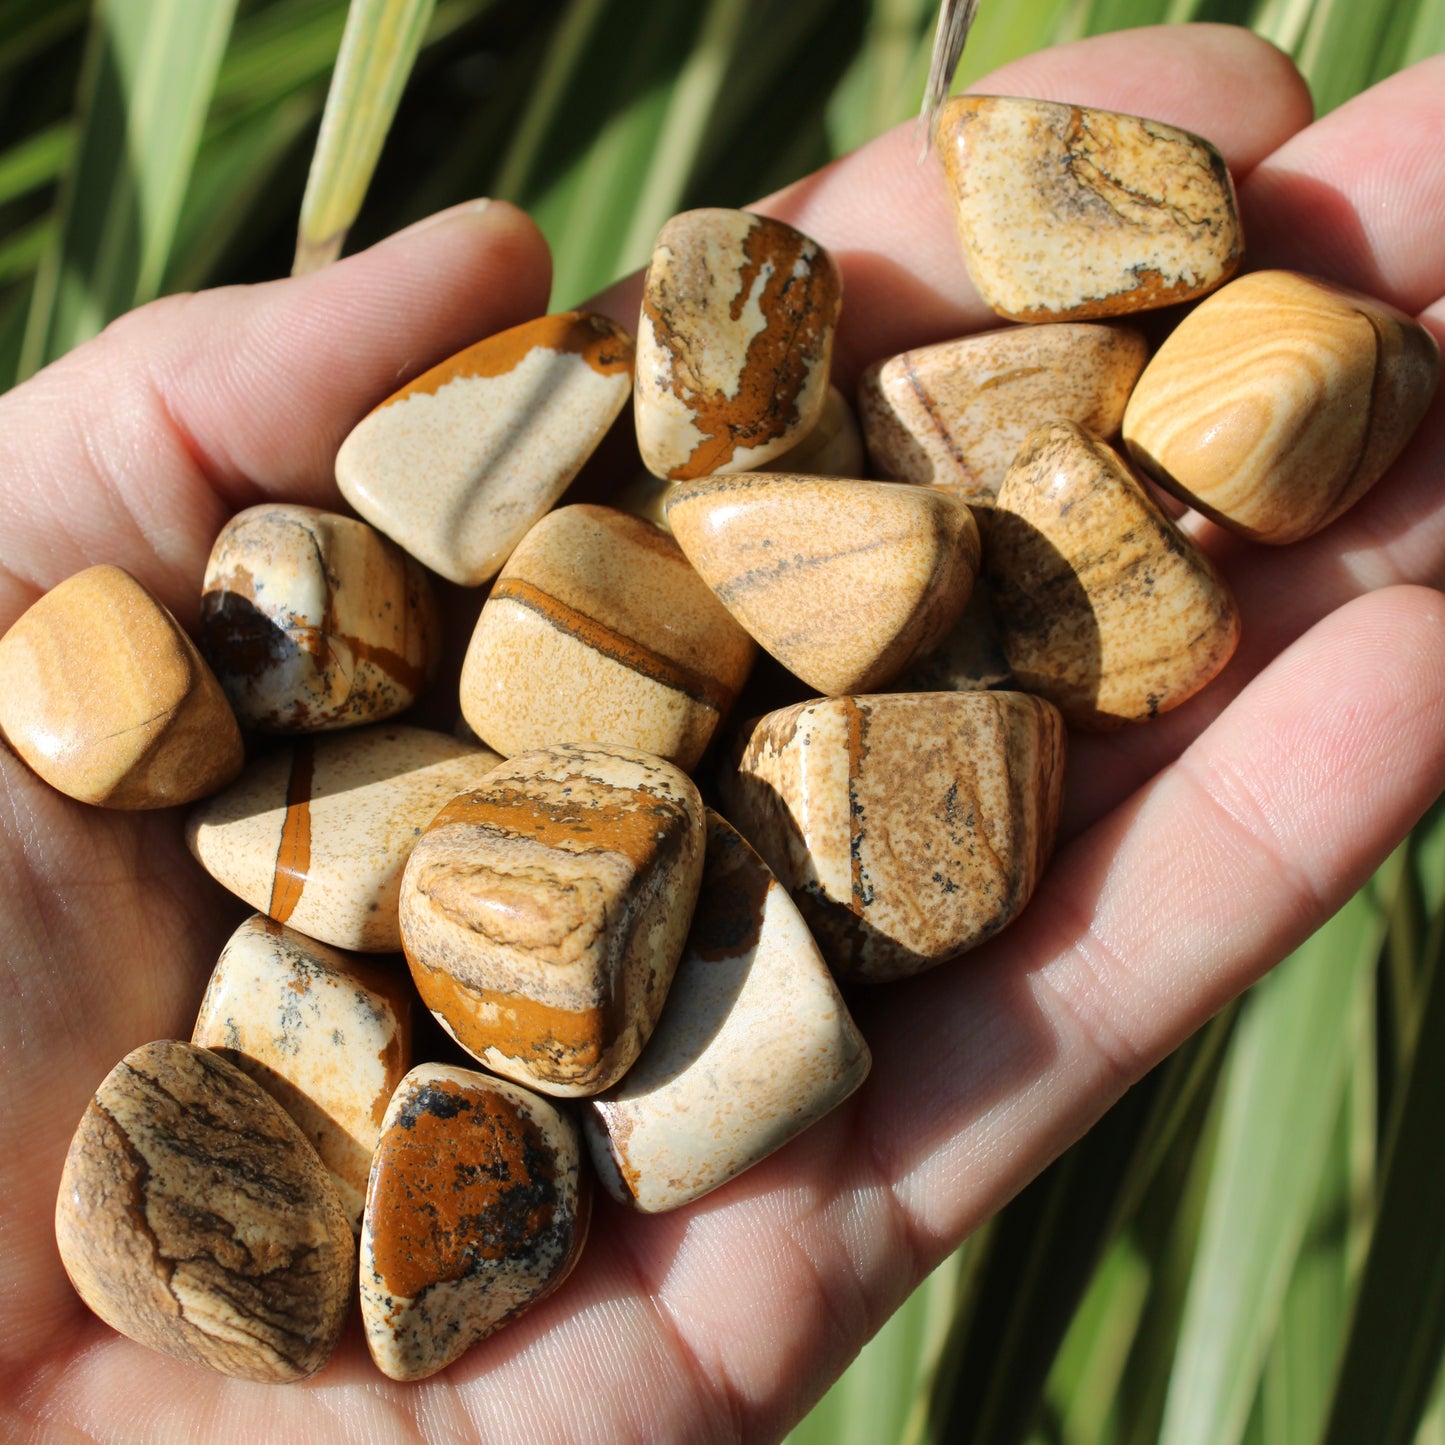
[721,692,1065,982]
[201,504,440,732]
[936,96,1241,322]
[636,209,841,479]
[399,744,706,1097]
[0,564,242,809]
[989,422,1240,729]
[586,811,870,1212]
[193,914,414,1232]
[361,1064,589,1381]
[187,725,502,951]
[337,311,635,586]
[1123,270,1441,544]
[55,1040,353,1383]
[460,505,755,771]
[665,473,979,695]
[858,324,1148,504]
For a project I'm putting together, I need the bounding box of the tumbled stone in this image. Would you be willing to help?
[665,473,979,695]
[989,422,1240,729]
[760,385,866,478]
[935,96,1241,322]
[611,471,677,533]
[636,208,841,479]
[361,1064,588,1381]
[55,1040,353,1382]
[858,324,1148,504]
[201,504,440,732]
[193,913,414,1232]
[585,811,870,1212]
[1123,270,1441,544]
[187,725,502,951]
[720,692,1064,982]
[460,505,755,771]
[890,577,1014,694]
[400,744,706,1097]
[0,565,242,808]
[336,311,635,586]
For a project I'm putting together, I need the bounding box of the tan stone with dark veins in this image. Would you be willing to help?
[460,505,755,771]
[760,385,866,478]
[400,744,706,1097]
[722,693,1065,982]
[988,422,1240,729]
[636,208,841,479]
[859,324,1148,504]
[55,1040,353,1382]
[0,565,242,808]
[193,913,414,1232]
[665,473,979,695]
[201,504,440,732]
[1123,270,1441,544]
[360,1064,589,1381]
[935,96,1241,322]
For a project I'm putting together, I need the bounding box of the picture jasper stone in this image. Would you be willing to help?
[721,692,1065,983]
[336,310,635,585]
[0,565,242,808]
[55,1040,353,1383]
[890,577,1014,694]
[201,504,440,731]
[459,504,755,772]
[935,96,1241,322]
[635,208,841,479]
[193,913,414,1232]
[665,473,979,695]
[399,744,706,1097]
[759,385,866,478]
[187,725,503,951]
[1123,270,1442,544]
[988,422,1240,729]
[360,1064,589,1381]
[586,811,870,1213]
[858,324,1148,505]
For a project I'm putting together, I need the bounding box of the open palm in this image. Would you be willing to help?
[4,25,1444,1443]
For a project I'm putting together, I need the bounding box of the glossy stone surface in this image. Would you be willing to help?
[721,692,1065,982]
[336,310,635,585]
[988,422,1240,729]
[0,565,242,808]
[460,505,755,771]
[201,504,440,732]
[55,1040,353,1382]
[1123,270,1441,544]
[665,473,979,695]
[586,811,870,1212]
[360,1064,589,1381]
[936,96,1241,322]
[759,384,866,478]
[193,913,414,1232]
[636,208,841,479]
[858,324,1148,504]
[187,725,503,951]
[400,744,706,1097]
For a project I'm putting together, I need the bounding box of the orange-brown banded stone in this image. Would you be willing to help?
[635,208,841,480]
[360,1064,588,1381]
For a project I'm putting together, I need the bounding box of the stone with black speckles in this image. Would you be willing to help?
[336,311,635,586]
[201,504,440,732]
[935,96,1241,322]
[987,422,1240,729]
[192,913,414,1232]
[665,473,979,696]
[399,743,706,1097]
[360,1063,589,1381]
[55,1039,353,1382]
[720,692,1065,983]
[635,209,841,480]
[585,810,870,1212]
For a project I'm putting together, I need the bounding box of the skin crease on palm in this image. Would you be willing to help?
[2,21,1444,1443]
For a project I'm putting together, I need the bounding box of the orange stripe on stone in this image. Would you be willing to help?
[268,739,314,925]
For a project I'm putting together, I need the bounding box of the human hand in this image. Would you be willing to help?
[3,23,1443,1442]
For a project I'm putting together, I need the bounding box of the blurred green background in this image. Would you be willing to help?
[2,1,1442,1441]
